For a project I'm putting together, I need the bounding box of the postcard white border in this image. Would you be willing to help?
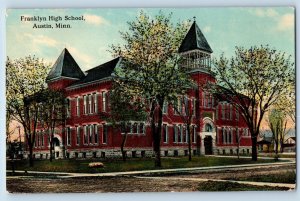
[0,1,299,201]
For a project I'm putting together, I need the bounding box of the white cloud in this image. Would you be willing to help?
[203,26,211,33]
[67,45,93,69]
[24,33,58,47]
[84,14,108,25]
[250,8,279,18]
[277,13,294,31]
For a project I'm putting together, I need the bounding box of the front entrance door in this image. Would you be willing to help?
[204,136,213,155]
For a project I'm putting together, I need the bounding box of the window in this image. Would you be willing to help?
[89,125,93,144]
[179,97,183,114]
[235,108,239,121]
[192,99,196,116]
[128,123,132,134]
[193,126,196,143]
[185,126,188,143]
[173,99,179,115]
[162,101,167,114]
[76,126,80,146]
[179,125,183,143]
[67,127,71,146]
[221,104,225,120]
[41,132,44,146]
[222,128,226,144]
[103,124,108,144]
[229,104,233,120]
[216,105,219,120]
[163,124,168,143]
[173,125,178,143]
[235,127,239,143]
[94,124,98,144]
[76,97,80,116]
[205,124,213,132]
[102,91,107,112]
[93,93,98,113]
[139,123,145,134]
[207,94,211,108]
[83,125,88,144]
[229,128,232,144]
[83,95,87,114]
[203,93,207,107]
[88,94,92,114]
[132,123,138,134]
[66,99,71,118]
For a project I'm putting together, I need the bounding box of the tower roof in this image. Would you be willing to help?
[178,21,213,53]
[70,57,121,87]
[46,48,85,82]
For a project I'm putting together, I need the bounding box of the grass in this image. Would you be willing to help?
[197,181,291,191]
[7,156,278,174]
[236,170,296,184]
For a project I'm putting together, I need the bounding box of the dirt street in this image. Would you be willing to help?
[7,164,296,193]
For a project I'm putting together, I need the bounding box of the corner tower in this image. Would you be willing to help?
[46,48,85,89]
[179,19,213,75]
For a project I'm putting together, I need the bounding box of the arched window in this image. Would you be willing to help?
[205,123,213,132]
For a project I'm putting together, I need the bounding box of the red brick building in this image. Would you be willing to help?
[33,21,252,159]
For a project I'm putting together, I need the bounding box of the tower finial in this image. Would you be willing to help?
[193,16,196,22]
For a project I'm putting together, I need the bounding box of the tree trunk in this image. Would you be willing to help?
[237,143,240,159]
[152,98,164,168]
[274,141,279,155]
[251,135,257,161]
[187,124,192,161]
[49,139,53,162]
[279,139,284,153]
[121,133,128,162]
[29,144,34,167]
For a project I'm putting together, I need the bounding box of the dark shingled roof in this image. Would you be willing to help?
[46,48,85,81]
[70,57,121,87]
[178,21,213,53]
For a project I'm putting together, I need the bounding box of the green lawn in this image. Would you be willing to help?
[197,181,291,191]
[7,156,278,173]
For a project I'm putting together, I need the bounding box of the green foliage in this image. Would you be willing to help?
[110,11,194,166]
[213,45,294,160]
[111,10,193,102]
[101,81,147,130]
[6,56,51,166]
[6,56,50,127]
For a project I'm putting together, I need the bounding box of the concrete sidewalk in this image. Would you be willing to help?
[7,160,295,178]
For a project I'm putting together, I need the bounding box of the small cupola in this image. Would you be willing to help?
[179,18,213,71]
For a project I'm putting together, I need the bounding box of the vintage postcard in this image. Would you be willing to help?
[6,8,295,193]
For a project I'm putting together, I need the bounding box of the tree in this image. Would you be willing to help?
[100,81,147,161]
[6,56,50,166]
[39,88,66,162]
[171,94,195,161]
[268,109,289,156]
[111,11,193,167]
[213,46,294,161]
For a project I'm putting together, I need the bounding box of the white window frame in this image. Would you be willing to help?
[83,95,87,114]
[76,97,80,116]
[94,93,98,113]
[102,91,107,112]
[76,126,80,146]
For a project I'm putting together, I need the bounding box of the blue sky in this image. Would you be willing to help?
[6,7,295,71]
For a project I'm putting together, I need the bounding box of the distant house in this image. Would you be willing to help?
[30,20,252,159]
[283,137,296,153]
